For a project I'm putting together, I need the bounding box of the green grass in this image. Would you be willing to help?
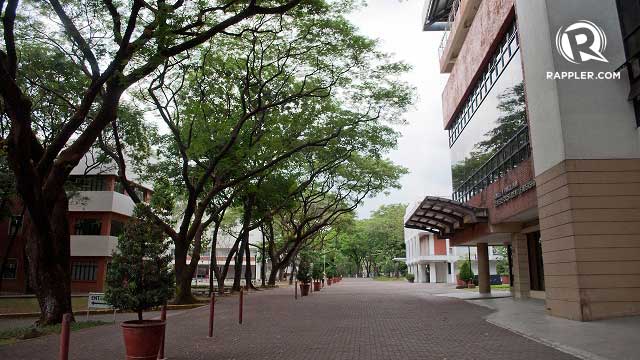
[373,276,405,282]
[463,284,511,291]
[0,320,110,346]
[0,297,88,314]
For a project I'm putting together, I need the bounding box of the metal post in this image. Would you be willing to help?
[294,279,298,300]
[59,313,71,360]
[208,293,215,338]
[158,305,167,359]
[239,288,244,324]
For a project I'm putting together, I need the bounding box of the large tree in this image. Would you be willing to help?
[1,0,305,324]
[104,2,412,302]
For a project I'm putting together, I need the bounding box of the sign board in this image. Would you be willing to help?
[494,180,536,207]
[88,292,112,309]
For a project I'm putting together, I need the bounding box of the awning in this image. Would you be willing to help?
[404,196,488,237]
[423,0,454,31]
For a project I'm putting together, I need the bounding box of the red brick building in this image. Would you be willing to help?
[1,166,152,294]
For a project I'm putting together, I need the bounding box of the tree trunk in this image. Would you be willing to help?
[23,196,74,325]
[244,240,256,290]
[268,265,279,286]
[173,242,197,304]
[232,238,244,292]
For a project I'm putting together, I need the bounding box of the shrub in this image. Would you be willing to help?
[458,260,474,283]
[405,273,415,282]
[105,208,175,321]
[296,260,312,283]
[311,262,324,281]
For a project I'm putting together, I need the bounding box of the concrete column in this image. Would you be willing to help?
[429,263,437,283]
[416,264,424,283]
[477,243,490,294]
[511,233,530,299]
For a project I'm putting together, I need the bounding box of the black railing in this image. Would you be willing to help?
[452,126,531,203]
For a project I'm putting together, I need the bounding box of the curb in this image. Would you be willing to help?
[0,303,206,319]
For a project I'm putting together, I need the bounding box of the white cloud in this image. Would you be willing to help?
[349,0,452,218]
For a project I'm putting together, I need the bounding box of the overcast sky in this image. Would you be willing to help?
[349,0,453,218]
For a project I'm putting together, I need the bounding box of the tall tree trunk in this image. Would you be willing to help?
[173,242,197,304]
[23,195,74,325]
[244,240,256,290]
[232,238,244,292]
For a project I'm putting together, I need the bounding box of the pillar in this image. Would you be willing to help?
[511,233,530,299]
[416,264,424,283]
[477,243,490,294]
[429,263,437,283]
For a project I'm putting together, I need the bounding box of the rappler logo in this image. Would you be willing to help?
[555,20,608,64]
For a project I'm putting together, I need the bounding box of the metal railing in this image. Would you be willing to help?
[452,126,531,203]
[437,0,462,58]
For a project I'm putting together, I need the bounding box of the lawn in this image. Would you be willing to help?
[463,284,511,291]
[0,296,89,314]
[373,276,405,282]
[0,320,110,346]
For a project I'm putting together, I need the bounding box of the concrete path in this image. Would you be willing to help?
[0,279,577,359]
[475,297,640,360]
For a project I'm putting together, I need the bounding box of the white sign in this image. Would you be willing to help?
[88,292,112,309]
[556,20,608,64]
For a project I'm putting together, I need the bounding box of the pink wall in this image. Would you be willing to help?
[441,0,516,129]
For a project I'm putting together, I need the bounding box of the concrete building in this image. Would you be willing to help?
[405,202,500,284]
[1,161,152,294]
[405,0,640,320]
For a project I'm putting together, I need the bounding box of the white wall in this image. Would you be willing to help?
[516,0,639,175]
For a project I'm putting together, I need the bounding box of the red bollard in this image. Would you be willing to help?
[239,288,244,324]
[158,305,167,359]
[59,313,72,360]
[208,293,215,338]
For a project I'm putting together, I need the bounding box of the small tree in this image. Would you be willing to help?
[458,261,475,284]
[105,209,175,321]
[296,260,312,284]
[311,262,324,282]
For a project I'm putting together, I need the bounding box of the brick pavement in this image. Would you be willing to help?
[0,278,576,359]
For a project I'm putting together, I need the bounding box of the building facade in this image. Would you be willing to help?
[0,163,152,294]
[406,0,640,321]
[405,202,500,284]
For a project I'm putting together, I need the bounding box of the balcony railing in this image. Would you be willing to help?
[437,0,461,58]
[452,126,531,203]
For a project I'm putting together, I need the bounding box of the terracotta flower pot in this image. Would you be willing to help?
[313,282,321,291]
[300,283,310,296]
[121,320,165,360]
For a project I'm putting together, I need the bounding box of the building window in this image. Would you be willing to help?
[1,259,17,279]
[449,20,529,202]
[74,219,102,235]
[8,215,22,237]
[71,261,97,281]
[110,220,125,237]
[67,176,106,192]
[616,0,640,125]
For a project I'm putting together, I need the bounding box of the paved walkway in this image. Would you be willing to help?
[475,297,640,360]
[0,279,577,359]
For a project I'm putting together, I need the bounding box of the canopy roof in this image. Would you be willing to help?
[404,196,488,237]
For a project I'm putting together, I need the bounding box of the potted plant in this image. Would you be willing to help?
[296,260,312,296]
[311,262,323,292]
[459,260,475,288]
[405,273,415,283]
[326,267,336,285]
[105,209,175,360]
